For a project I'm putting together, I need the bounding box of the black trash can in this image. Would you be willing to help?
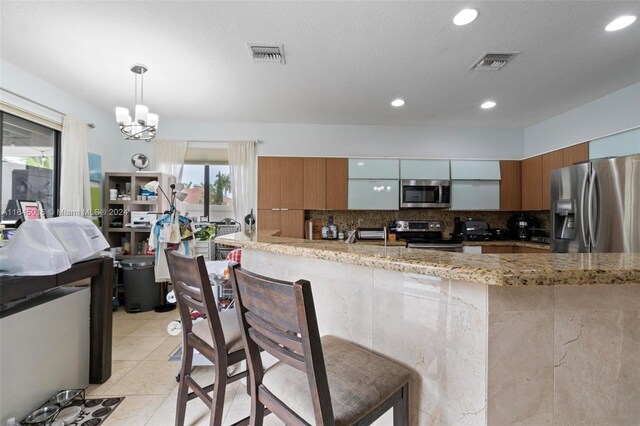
[121,257,157,313]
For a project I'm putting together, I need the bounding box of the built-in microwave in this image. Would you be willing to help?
[400,180,451,208]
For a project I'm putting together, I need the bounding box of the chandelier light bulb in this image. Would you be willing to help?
[135,104,149,124]
[115,107,129,124]
[147,113,159,128]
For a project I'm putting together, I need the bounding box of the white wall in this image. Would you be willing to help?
[0,288,90,424]
[160,121,524,160]
[1,60,146,172]
[524,82,640,158]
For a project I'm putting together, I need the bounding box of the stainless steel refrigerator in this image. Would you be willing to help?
[551,154,640,253]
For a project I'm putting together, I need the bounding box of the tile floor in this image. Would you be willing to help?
[94,308,394,426]
[90,308,282,426]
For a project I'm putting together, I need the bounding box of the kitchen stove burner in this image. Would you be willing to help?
[92,407,111,417]
[80,419,102,426]
[84,399,103,408]
[102,398,120,407]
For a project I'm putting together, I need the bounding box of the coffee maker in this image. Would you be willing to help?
[507,213,540,241]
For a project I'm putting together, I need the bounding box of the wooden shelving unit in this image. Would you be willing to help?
[103,172,175,258]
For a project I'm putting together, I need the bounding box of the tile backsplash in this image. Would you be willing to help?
[306,210,550,236]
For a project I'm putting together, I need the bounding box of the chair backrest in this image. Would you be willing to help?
[229,263,334,425]
[165,250,226,354]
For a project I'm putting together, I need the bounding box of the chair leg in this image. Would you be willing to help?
[176,344,194,426]
[250,390,265,426]
[209,362,227,426]
[393,383,409,426]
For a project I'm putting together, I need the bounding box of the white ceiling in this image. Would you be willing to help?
[1,1,639,128]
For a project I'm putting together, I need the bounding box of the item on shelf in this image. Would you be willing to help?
[131,153,150,170]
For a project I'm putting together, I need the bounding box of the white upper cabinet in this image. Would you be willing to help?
[589,128,640,159]
[450,160,501,180]
[400,160,450,180]
[349,159,399,179]
[450,181,500,210]
[348,180,399,210]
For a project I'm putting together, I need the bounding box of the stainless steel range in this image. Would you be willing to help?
[393,220,463,252]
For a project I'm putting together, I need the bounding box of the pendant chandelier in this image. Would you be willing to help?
[115,64,158,141]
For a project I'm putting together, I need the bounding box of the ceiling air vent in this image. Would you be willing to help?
[469,52,518,71]
[248,44,286,64]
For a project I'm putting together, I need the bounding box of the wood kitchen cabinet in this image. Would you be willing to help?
[325,158,348,210]
[521,155,543,211]
[513,246,549,254]
[499,160,522,211]
[542,150,564,210]
[563,143,589,167]
[257,209,304,238]
[258,157,304,209]
[303,157,326,210]
[258,156,304,237]
[258,157,280,209]
[482,246,514,254]
[301,157,348,210]
[518,144,588,211]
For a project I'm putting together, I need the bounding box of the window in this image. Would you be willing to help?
[176,164,234,222]
[1,112,61,218]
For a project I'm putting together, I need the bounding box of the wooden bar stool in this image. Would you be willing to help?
[229,263,412,426]
[165,251,248,426]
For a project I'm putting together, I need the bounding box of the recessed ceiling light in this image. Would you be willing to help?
[391,98,405,107]
[481,100,496,109]
[453,9,478,26]
[605,15,637,32]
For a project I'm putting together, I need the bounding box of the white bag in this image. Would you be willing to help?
[0,217,108,276]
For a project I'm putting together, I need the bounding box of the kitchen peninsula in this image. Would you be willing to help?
[217,231,640,425]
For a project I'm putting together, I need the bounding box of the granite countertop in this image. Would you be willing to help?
[216,231,640,286]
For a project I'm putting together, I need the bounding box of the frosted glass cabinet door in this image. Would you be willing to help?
[400,160,450,180]
[589,128,640,159]
[450,160,501,180]
[348,159,399,179]
[450,181,500,210]
[348,180,399,210]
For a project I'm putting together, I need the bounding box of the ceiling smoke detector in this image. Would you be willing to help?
[469,52,518,71]
[248,44,286,64]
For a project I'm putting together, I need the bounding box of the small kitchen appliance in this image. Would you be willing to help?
[489,228,509,240]
[451,218,492,242]
[530,228,551,244]
[400,180,451,208]
[393,220,463,252]
[507,213,540,241]
[356,228,386,240]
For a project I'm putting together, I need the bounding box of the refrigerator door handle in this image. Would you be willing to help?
[588,168,597,249]
[580,171,589,248]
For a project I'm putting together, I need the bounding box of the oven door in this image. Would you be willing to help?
[400,180,451,208]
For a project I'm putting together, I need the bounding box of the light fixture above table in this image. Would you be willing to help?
[115,64,159,141]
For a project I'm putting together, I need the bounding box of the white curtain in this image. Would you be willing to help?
[151,139,188,180]
[59,116,91,214]
[228,141,257,226]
